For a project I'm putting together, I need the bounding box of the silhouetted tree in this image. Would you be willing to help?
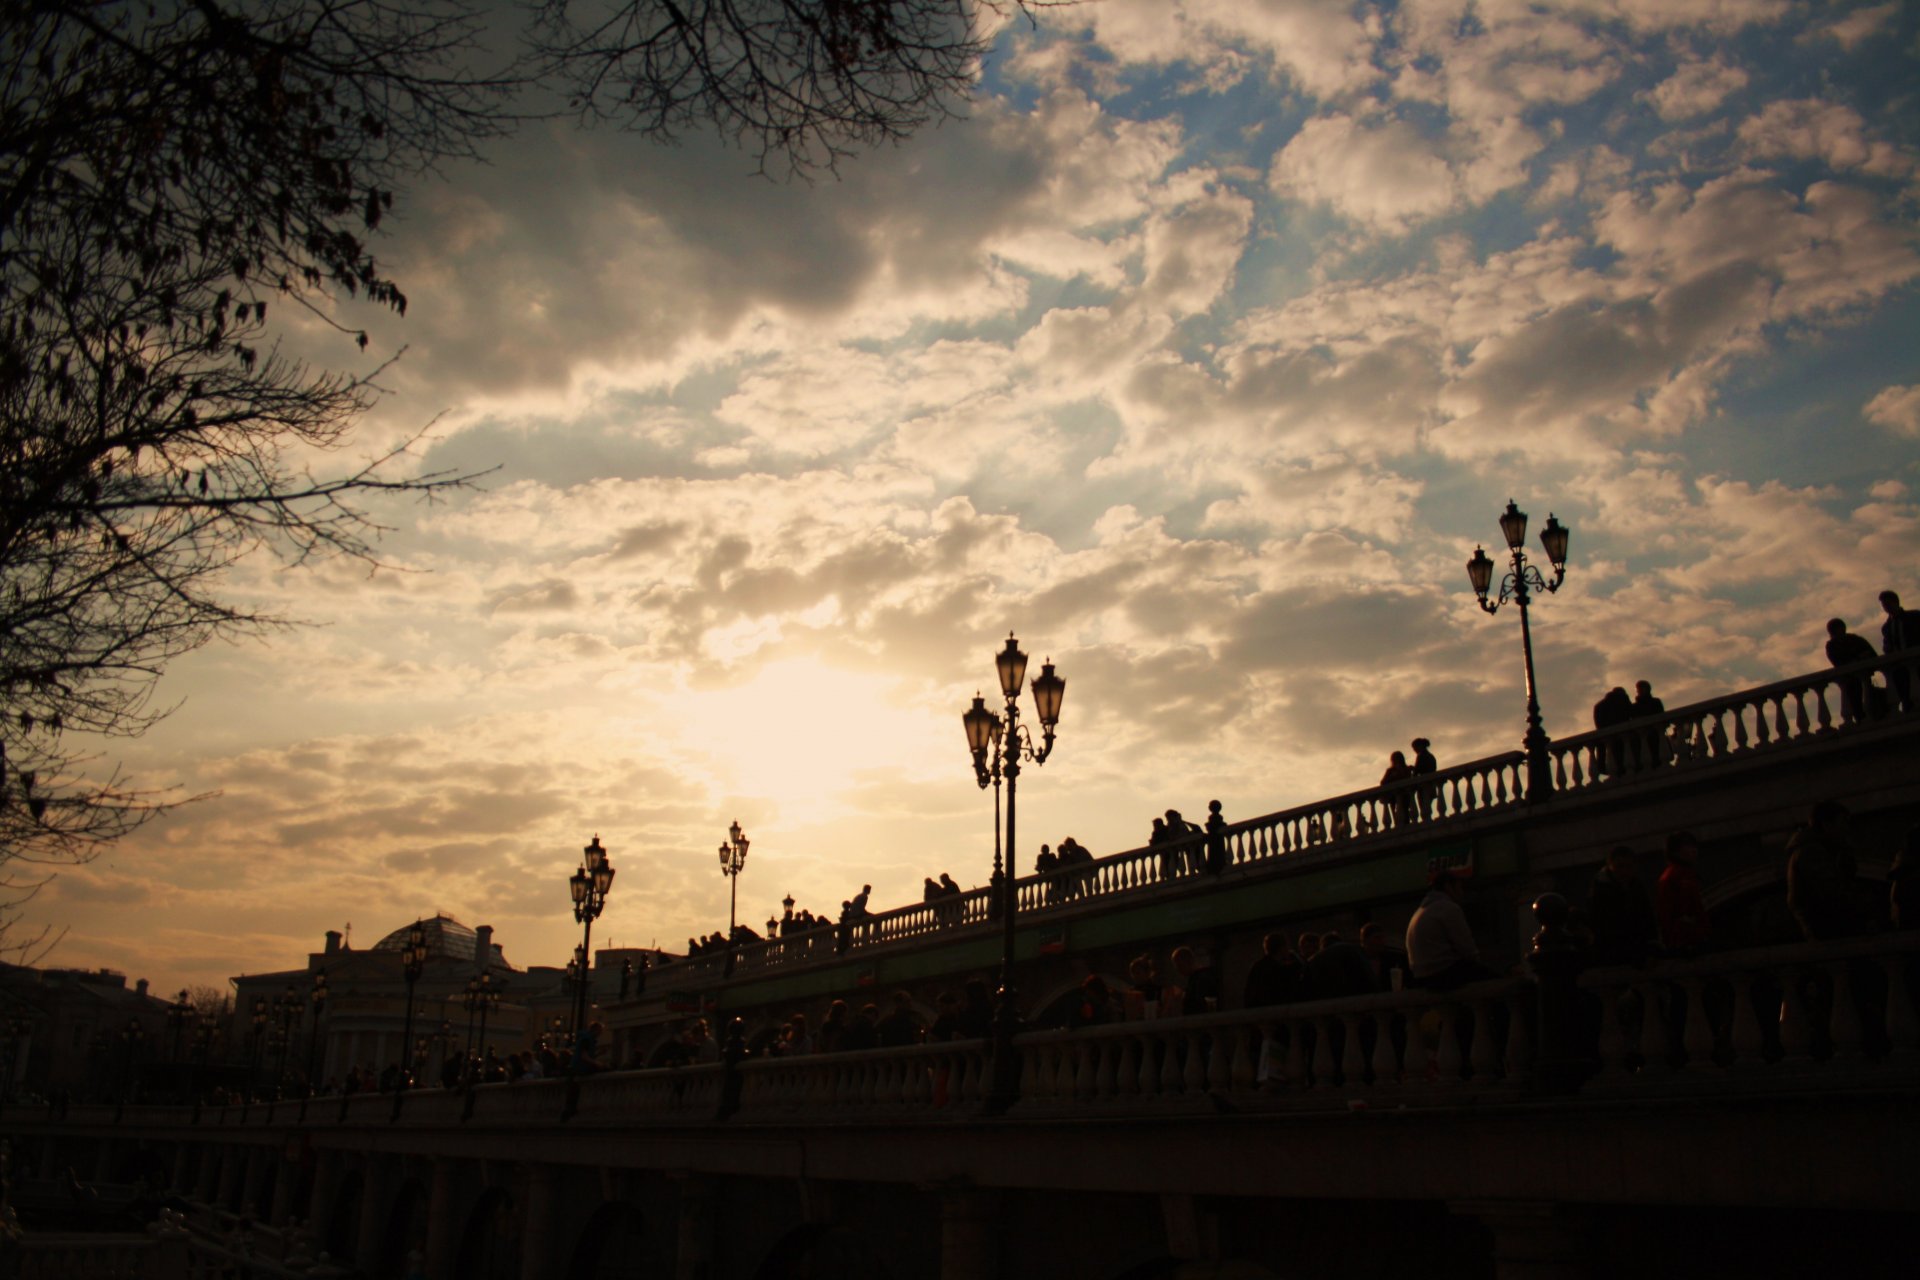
[530,0,1046,175]
[0,0,1051,947]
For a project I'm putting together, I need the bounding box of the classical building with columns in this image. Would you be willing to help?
[231,916,533,1090]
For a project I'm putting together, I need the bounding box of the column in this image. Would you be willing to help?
[518,1165,559,1280]
[216,1144,244,1211]
[940,1188,999,1280]
[196,1143,221,1202]
[1454,1201,1589,1280]
[424,1158,461,1280]
[243,1145,271,1218]
[270,1149,297,1225]
[357,1156,395,1269]
[308,1149,342,1249]
[673,1174,716,1280]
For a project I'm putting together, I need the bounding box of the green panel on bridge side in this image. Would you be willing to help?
[712,833,1520,1007]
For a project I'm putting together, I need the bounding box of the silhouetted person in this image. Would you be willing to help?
[1824,618,1880,722]
[1243,933,1300,1007]
[1882,590,1920,709]
[1407,871,1497,990]
[1411,738,1438,818]
[1890,826,1920,931]
[843,1004,880,1053]
[1592,685,1634,775]
[1589,846,1657,965]
[1308,931,1379,999]
[1380,750,1413,826]
[1631,680,1668,769]
[1034,845,1060,904]
[1165,809,1201,875]
[1071,975,1117,1028]
[1656,831,1711,954]
[1170,945,1220,1012]
[877,991,923,1047]
[1359,921,1410,991]
[1787,801,1863,941]
[1204,800,1228,875]
[957,980,994,1040]
[1059,837,1095,899]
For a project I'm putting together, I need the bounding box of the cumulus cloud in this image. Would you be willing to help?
[1646,56,1749,120]
[1865,385,1920,437]
[1270,115,1457,234]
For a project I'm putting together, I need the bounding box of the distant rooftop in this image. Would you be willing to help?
[370,915,482,962]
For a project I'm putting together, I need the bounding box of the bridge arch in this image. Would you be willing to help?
[326,1169,364,1262]
[566,1200,648,1279]
[752,1222,896,1280]
[373,1173,430,1280]
[453,1185,517,1280]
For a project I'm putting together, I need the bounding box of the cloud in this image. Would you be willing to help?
[1865,385,1920,437]
[1270,115,1457,235]
[1737,99,1917,177]
[1646,56,1749,120]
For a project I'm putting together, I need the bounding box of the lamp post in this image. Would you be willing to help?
[304,969,328,1095]
[2,1016,29,1109]
[397,919,428,1090]
[962,631,1065,1114]
[119,1017,146,1104]
[718,821,750,977]
[165,990,192,1062]
[464,974,498,1067]
[248,996,269,1098]
[1467,500,1571,801]
[568,837,614,1039]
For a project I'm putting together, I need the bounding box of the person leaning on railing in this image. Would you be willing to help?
[1406,869,1500,991]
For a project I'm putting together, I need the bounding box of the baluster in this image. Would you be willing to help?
[1074,1041,1098,1100]
[1114,1037,1140,1096]
[1680,978,1716,1070]
[1433,1005,1463,1083]
[1502,989,1531,1087]
[1776,968,1813,1064]
[1401,1007,1430,1085]
[1882,955,1918,1060]
[1098,1039,1122,1099]
[1752,699,1772,746]
[1211,1026,1238,1094]
[1727,972,1767,1069]
[1310,1016,1336,1089]
[1339,1014,1367,1085]
[1284,1018,1309,1091]
[1371,1010,1399,1086]
[1468,995,1502,1080]
[1814,684,1833,732]
[1635,981,1672,1075]
[1707,712,1728,757]
[1137,1033,1160,1098]
[1591,986,1629,1082]
[1160,1035,1184,1096]
[1493,768,1508,805]
[1568,748,1585,789]
[1790,690,1810,737]
[1826,960,1865,1062]
[1732,706,1750,751]
[1183,1031,1208,1094]
[1229,1025,1256,1094]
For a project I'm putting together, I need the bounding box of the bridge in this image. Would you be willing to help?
[5,654,1919,1280]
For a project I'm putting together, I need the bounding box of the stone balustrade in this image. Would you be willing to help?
[77,931,1917,1139]
[647,653,1917,991]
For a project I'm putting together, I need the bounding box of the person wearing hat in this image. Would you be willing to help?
[1411,737,1438,820]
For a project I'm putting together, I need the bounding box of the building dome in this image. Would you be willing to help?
[370,915,480,962]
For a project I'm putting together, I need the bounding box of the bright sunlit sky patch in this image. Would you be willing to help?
[47,0,1920,993]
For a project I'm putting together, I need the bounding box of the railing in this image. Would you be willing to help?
[1546,650,1917,794]
[645,654,1919,989]
[66,934,1911,1136]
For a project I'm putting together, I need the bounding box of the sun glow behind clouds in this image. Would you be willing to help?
[666,658,948,824]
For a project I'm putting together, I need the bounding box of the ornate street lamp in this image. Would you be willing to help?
[1468,500,1570,800]
[961,631,1065,1114]
[248,996,269,1097]
[164,990,192,1062]
[464,973,499,1065]
[718,821,750,977]
[304,969,328,1096]
[1,1016,30,1110]
[119,1017,146,1104]
[568,837,614,1039]
[397,919,429,1092]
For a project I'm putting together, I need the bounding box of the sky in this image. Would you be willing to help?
[38,0,1920,996]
